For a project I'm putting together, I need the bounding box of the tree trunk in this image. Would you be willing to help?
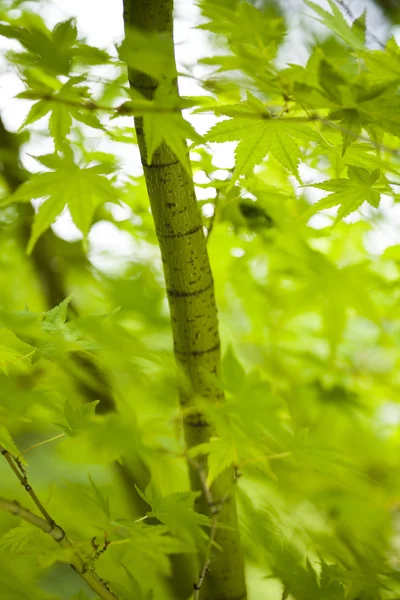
[122,1,247,599]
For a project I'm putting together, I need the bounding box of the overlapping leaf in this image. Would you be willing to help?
[136,483,211,548]
[2,154,118,251]
[206,113,310,183]
[306,165,381,220]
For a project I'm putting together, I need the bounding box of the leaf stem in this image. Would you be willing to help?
[17,433,65,459]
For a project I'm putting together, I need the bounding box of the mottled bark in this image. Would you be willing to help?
[122,2,247,599]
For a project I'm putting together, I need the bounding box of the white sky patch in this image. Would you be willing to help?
[202,202,214,218]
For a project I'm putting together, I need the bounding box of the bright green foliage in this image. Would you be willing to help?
[3,153,118,251]
[306,165,382,220]
[136,484,211,548]
[206,95,309,182]
[1,0,400,599]
[119,28,176,82]
[142,94,199,170]
[304,0,365,49]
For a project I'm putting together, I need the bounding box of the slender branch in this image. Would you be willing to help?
[1,445,53,524]
[0,496,66,540]
[0,446,118,600]
[194,517,219,599]
[188,456,237,598]
[15,91,400,160]
[19,90,186,117]
[187,455,215,509]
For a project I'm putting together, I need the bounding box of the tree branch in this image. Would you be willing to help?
[14,91,400,159]
[0,445,118,600]
[188,456,236,599]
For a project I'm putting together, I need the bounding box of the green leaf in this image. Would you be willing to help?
[52,18,77,49]
[32,153,65,169]
[56,399,99,436]
[19,100,51,130]
[136,483,210,547]
[0,424,20,456]
[0,330,33,375]
[142,88,200,172]
[329,108,361,154]
[43,295,73,329]
[36,546,76,568]
[351,11,366,47]
[70,591,91,600]
[306,165,381,220]
[222,345,246,393]
[28,190,67,254]
[359,39,400,84]
[72,43,110,66]
[4,157,118,251]
[195,438,236,487]
[318,59,345,105]
[118,27,176,82]
[0,525,42,554]
[304,0,364,49]
[319,561,346,599]
[206,106,310,182]
[120,564,148,599]
[49,104,72,150]
[88,473,111,519]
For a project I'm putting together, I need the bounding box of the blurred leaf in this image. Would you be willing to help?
[306,166,381,220]
[3,156,118,250]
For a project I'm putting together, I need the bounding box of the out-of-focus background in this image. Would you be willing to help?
[2,2,400,599]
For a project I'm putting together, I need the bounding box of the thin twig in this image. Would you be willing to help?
[0,445,117,600]
[193,515,219,598]
[187,455,214,508]
[15,91,400,159]
[193,485,233,598]
[19,91,186,117]
[1,444,53,524]
[188,455,237,598]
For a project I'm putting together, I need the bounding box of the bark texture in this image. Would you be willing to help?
[122,1,247,599]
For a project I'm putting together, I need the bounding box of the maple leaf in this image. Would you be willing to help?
[207,117,304,181]
[206,96,313,182]
[2,153,118,252]
[18,78,104,149]
[141,86,200,172]
[306,165,381,221]
[329,108,361,155]
[136,483,210,548]
[359,39,400,84]
[304,0,364,49]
